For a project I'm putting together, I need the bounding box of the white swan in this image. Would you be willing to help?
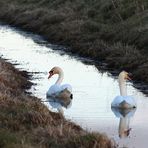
[111,71,137,109]
[46,66,73,100]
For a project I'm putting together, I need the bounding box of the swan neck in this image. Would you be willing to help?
[55,71,64,85]
[119,79,127,96]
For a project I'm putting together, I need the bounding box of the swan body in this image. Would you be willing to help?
[46,67,73,100]
[47,84,72,96]
[111,71,137,109]
[111,96,137,109]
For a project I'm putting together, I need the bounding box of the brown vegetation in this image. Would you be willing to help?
[0,0,147,93]
[0,58,116,147]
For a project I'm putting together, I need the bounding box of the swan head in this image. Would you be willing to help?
[118,71,131,82]
[48,66,63,79]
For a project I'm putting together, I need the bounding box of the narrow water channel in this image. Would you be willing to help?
[0,25,148,148]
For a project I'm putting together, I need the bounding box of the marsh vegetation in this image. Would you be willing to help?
[0,0,147,85]
[0,0,147,147]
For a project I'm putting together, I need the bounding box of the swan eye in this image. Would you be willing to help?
[49,70,54,74]
[48,70,54,79]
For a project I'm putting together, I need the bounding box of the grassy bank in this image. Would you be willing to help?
[0,58,115,147]
[0,0,147,89]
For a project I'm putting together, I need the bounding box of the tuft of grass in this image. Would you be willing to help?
[0,130,18,147]
[0,58,116,147]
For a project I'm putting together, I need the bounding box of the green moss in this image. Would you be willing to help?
[0,130,18,147]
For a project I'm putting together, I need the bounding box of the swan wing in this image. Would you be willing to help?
[111,96,137,108]
[111,96,124,107]
[61,84,72,92]
[124,96,137,107]
[46,84,62,97]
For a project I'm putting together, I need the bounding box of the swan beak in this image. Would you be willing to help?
[48,71,53,79]
[126,73,132,80]
[126,75,131,80]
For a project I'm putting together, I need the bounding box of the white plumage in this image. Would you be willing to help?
[111,71,137,109]
[46,67,73,99]
[47,84,72,97]
[111,96,137,108]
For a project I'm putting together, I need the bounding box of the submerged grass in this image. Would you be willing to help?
[0,58,116,147]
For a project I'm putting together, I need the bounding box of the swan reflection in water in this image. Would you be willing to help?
[46,90,73,115]
[111,107,136,138]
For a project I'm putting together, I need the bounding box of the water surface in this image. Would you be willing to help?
[0,25,148,148]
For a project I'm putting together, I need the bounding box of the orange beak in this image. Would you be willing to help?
[126,74,131,80]
[126,73,132,80]
[48,71,54,79]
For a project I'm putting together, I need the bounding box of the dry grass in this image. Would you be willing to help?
[0,0,147,91]
[0,58,116,147]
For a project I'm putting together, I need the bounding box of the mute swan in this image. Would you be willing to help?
[111,71,137,109]
[46,67,73,100]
